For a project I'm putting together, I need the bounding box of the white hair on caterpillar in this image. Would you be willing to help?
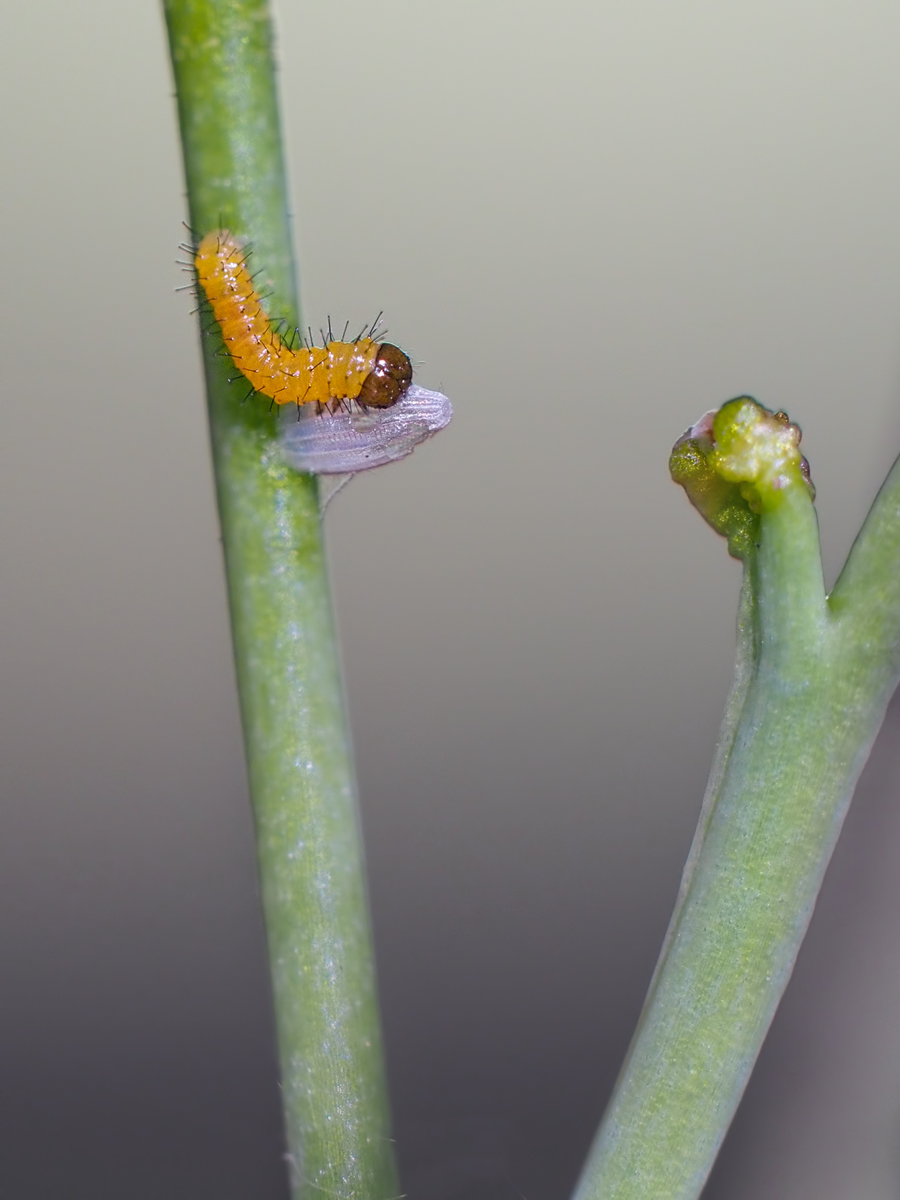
[279,384,452,476]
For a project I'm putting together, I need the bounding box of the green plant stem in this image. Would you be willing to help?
[574,463,900,1200]
[162,5,397,1199]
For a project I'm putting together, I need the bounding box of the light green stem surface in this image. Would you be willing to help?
[575,442,900,1199]
[162,5,397,1199]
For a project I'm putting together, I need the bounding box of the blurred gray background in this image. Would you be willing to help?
[3,1,900,1196]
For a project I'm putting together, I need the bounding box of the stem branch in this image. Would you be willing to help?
[575,431,900,1199]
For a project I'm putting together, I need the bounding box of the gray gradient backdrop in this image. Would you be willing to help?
[3,2,900,1197]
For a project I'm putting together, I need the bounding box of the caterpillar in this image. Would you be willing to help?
[188,228,452,476]
[194,229,413,410]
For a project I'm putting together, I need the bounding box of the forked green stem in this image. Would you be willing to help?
[574,401,900,1200]
[162,4,397,1199]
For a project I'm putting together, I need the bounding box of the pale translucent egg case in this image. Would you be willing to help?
[279,385,452,475]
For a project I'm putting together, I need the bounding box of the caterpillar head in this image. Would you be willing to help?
[357,343,413,408]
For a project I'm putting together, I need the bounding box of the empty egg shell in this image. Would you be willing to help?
[279,384,452,475]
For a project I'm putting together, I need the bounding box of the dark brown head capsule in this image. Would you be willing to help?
[357,343,413,408]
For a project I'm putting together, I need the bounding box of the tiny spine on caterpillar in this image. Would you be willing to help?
[192,230,413,411]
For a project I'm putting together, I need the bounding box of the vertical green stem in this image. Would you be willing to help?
[162,5,397,1199]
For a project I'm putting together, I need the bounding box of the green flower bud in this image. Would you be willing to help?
[670,397,814,560]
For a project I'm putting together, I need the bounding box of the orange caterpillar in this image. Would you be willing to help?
[194,230,413,409]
